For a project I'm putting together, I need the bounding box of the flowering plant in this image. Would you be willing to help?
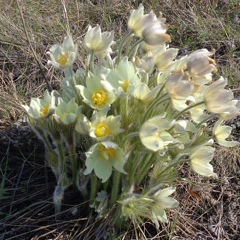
[23,4,239,231]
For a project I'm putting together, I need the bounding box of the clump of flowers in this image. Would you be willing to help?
[23,3,239,233]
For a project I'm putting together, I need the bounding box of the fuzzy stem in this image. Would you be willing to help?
[70,147,78,186]
[127,38,144,59]
[110,171,121,207]
[56,141,66,174]
[90,175,98,203]
[196,113,217,128]
[85,50,94,79]
[117,31,133,63]
[135,153,155,186]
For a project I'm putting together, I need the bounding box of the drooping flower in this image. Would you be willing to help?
[204,77,240,119]
[142,18,170,46]
[165,71,195,111]
[76,73,117,110]
[128,4,156,37]
[213,120,239,147]
[187,49,217,85]
[84,25,114,55]
[22,90,56,119]
[147,44,178,71]
[48,35,78,69]
[133,83,160,102]
[135,55,155,74]
[139,114,176,152]
[151,187,179,226]
[190,141,217,177]
[84,141,126,182]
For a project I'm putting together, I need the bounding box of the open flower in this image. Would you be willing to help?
[22,90,56,120]
[213,120,239,147]
[139,114,175,152]
[54,98,79,125]
[103,57,141,97]
[84,25,114,55]
[151,187,179,226]
[48,35,78,69]
[76,73,117,110]
[84,141,126,182]
[89,109,122,141]
[190,141,217,177]
[204,77,240,119]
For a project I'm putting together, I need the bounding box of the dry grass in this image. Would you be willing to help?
[0,0,240,239]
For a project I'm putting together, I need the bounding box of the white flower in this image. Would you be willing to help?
[190,142,217,177]
[139,114,176,152]
[103,57,141,97]
[48,35,78,69]
[22,90,56,119]
[187,49,216,84]
[142,19,170,46]
[128,4,156,37]
[152,187,179,226]
[76,72,117,110]
[89,109,123,141]
[84,141,126,182]
[84,25,114,55]
[166,71,195,111]
[54,98,79,125]
[213,120,239,147]
[204,77,240,119]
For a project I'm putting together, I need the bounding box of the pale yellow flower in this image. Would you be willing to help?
[213,120,239,147]
[151,187,179,226]
[84,25,114,55]
[142,19,170,46]
[204,77,240,119]
[166,71,195,111]
[187,49,216,84]
[48,35,78,69]
[128,4,156,37]
[190,141,217,177]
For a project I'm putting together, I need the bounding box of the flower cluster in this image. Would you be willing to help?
[23,4,239,231]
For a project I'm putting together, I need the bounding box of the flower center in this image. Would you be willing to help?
[57,51,70,66]
[101,145,115,160]
[153,132,160,139]
[61,113,69,119]
[95,123,110,137]
[120,79,130,92]
[92,89,107,105]
[40,104,50,116]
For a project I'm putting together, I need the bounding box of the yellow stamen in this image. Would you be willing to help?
[95,123,110,137]
[92,89,107,105]
[154,132,160,139]
[61,113,68,119]
[101,145,115,160]
[121,79,130,92]
[57,51,70,66]
[40,104,50,116]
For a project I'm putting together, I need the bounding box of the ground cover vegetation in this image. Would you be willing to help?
[0,0,240,239]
